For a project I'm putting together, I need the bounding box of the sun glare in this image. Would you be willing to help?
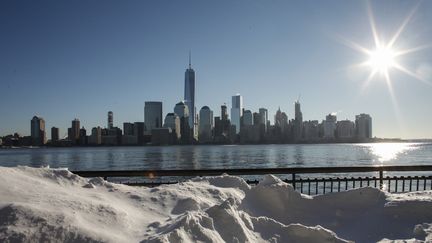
[367,45,396,75]
[338,2,431,126]
[341,2,431,90]
[365,143,414,162]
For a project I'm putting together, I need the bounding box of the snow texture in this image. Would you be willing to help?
[0,166,432,242]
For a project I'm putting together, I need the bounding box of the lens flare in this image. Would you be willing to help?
[340,1,431,89]
[337,1,431,127]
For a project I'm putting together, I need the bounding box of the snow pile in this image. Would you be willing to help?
[0,167,431,242]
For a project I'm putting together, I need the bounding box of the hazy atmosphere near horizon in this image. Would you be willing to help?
[1,0,432,139]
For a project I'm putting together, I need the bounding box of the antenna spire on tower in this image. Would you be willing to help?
[189,50,191,68]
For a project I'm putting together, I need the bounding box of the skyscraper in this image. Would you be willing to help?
[31,116,46,146]
[355,113,372,139]
[253,112,261,126]
[323,113,337,139]
[184,53,196,137]
[123,122,135,136]
[51,127,59,142]
[71,118,80,144]
[199,106,213,143]
[336,120,355,139]
[221,104,228,121]
[174,101,191,144]
[174,101,189,118]
[134,122,146,145]
[144,101,163,135]
[259,108,268,132]
[274,108,288,132]
[79,127,87,145]
[231,94,243,134]
[108,111,113,129]
[243,110,253,126]
[164,113,181,140]
[89,126,102,145]
[214,104,231,142]
[294,101,303,141]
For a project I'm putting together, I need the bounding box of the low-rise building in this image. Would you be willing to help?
[122,135,138,145]
[151,128,174,145]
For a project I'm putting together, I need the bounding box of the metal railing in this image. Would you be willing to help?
[71,165,432,195]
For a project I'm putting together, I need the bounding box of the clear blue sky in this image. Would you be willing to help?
[1,0,431,139]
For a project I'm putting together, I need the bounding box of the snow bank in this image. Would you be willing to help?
[0,166,431,242]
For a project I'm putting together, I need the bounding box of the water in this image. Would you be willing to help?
[0,143,431,171]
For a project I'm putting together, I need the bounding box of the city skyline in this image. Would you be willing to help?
[1,1,432,139]
[1,99,373,147]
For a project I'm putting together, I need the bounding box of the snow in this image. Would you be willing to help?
[0,166,431,242]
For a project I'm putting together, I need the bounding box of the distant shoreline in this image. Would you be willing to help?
[1,138,430,149]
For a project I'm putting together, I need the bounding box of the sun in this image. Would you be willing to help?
[367,45,396,75]
[340,1,431,89]
[337,1,431,127]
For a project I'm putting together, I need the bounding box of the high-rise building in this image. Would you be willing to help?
[355,113,372,139]
[323,114,337,139]
[123,122,135,136]
[89,126,102,145]
[303,120,319,140]
[243,110,253,126]
[164,113,181,140]
[184,53,196,137]
[174,101,191,144]
[231,94,243,134]
[79,127,87,145]
[71,119,80,144]
[274,108,286,129]
[31,116,46,146]
[68,128,72,141]
[174,101,189,118]
[134,122,146,144]
[122,123,137,145]
[144,101,163,135]
[221,104,228,121]
[108,111,113,129]
[294,101,303,141]
[336,120,355,139]
[214,104,231,141]
[253,112,261,125]
[259,108,268,131]
[51,127,59,142]
[199,106,213,143]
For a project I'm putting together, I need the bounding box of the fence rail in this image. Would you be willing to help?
[71,165,432,195]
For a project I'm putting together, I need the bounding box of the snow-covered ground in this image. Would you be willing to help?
[1,166,432,242]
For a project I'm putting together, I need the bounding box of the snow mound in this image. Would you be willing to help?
[241,175,432,242]
[1,167,432,242]
[150,197,348,243]
[192,173,251,192]
[0,203,103,242]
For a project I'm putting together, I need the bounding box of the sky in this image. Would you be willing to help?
[1,0,432,139]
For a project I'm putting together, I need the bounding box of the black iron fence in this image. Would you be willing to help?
[72,165,432,195]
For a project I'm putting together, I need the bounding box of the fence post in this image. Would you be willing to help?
[292,173,296,190]
[379,169,383,190]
